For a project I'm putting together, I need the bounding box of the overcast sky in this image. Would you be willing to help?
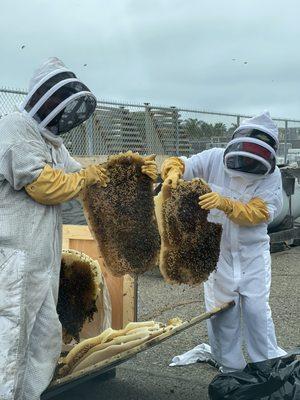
[1,0,300,120]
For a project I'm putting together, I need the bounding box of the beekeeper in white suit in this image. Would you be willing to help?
[161,111,286,372]
[0,57,157,399]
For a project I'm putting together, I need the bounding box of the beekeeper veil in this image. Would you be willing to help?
[224,111,279,176]
[20,57,97,135]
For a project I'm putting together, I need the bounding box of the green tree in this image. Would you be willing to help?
[184,118,234,139]
[213,122,227,137]
[183,118,203,139]
[227,122,238,137]
[199,122,214,138]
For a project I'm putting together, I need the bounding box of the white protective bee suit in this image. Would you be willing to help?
[0,58,97,399]
[181,112,286,372]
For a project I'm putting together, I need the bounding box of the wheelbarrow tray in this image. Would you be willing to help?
[42,301,234,399]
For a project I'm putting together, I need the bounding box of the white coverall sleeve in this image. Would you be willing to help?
[60,144,82,173]
[254,168,283,223]
[0,141,46,190]
[180,149,216,181]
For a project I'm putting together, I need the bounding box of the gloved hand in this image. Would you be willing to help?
[25,164,109,205]
[199,192,269,226]
[161,157,185,189]
[80,164,109,187]
[141,154,158,182]
[199,192,230,212]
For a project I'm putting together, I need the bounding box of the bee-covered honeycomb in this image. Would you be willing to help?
[155,179,222,285]
[57,250,100,343]
[82,152,161,277]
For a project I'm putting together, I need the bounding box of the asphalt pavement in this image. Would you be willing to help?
[51,246,300,400]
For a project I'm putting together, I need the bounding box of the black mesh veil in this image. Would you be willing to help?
[23,71,96,135]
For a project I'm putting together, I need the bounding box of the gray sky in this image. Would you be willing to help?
[1,0,300,119]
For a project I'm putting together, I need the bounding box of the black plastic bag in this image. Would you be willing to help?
[208,351,300,400]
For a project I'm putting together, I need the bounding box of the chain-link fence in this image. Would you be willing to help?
[1,87,300,164]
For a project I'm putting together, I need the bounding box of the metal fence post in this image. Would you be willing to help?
[284,120,288,164]
[171,106,179,156]
[144,103,152,153]
[119,106,126,152]
[237,115,240,127]
[86,115,94,156]
[144,102,164,155]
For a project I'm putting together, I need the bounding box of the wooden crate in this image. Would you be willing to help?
[62,225,137,330]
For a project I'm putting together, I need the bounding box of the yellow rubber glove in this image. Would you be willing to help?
[141,154,158,182]
[25,164,109,205]
[161,157,185,189]
[199,192,269,226]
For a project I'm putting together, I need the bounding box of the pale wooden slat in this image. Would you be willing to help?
[62,225,94,241]
[122,275,137,326]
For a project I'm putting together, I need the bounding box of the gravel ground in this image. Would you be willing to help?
[50,246,300,400]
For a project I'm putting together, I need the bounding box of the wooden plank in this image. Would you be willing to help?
[97,258,124,329]
[63,225,94,241]
[122,275,137,326]
[47,301,234,394]
[62,236,69,250]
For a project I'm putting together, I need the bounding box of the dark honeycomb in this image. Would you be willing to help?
[83,153,161,276]
[160,180,222,285]
[57,259,98,342]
